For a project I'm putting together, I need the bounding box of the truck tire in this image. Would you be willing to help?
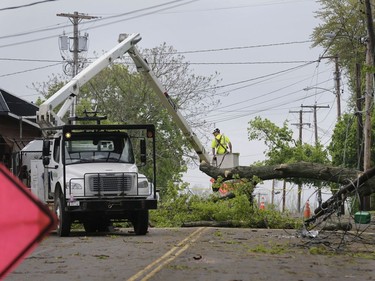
[55,190,71,237]
[132,210,149,235]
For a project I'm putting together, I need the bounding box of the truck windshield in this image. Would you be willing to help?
[64,134,135,164]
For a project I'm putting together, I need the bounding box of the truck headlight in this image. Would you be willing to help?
[72,182,83,190]
[138,179,149,189]
[66,181,83,190]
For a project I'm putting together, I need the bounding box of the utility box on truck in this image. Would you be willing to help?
[30,159,44,201]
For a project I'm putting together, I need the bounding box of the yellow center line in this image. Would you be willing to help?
[127,227,208,281]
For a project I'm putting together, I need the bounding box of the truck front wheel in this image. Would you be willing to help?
[55,190,71,237]
[132,210,149,235]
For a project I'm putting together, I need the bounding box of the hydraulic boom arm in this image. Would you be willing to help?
[37,33,210,163]
[37,33,141,128]
[127,46,210,164]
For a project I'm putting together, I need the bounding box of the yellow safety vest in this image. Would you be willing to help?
[211,134,230,154]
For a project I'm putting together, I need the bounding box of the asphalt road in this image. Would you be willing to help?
[5,226,375,281]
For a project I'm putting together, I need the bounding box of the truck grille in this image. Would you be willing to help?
[87,173,136,194]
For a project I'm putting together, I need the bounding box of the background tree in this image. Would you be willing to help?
[247,117,329,165]
[311,1,375,209]
[311,0,367,98]
[247,117,330,187]
[311,0,371,170]
[328,113,359,168]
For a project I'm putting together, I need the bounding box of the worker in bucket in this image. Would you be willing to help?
[211,128,232,161]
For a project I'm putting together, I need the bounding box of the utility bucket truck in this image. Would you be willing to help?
[24,32,213,237]
[36,124,156,237]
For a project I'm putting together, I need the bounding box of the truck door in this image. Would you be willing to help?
[47,137,62,199]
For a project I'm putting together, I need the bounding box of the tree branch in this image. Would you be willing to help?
[199,161,375,196]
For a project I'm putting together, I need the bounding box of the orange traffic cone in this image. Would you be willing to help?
[259,197,265,210]
[303,200,311,219]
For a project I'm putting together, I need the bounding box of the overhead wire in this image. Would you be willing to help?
[176,40,313,54]
[209,67,333,114]
[0,0,57,11]
[161,0,317,14]
[0,62,63,78]
[209,61,317,92]
[0,0,197,48]
[185,60,313,65]
[206,91,320,123]
[0,0,337,135]
[205,62,336,124]
[72,0,200,34]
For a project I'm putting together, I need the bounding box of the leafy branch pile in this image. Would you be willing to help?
[150,179,301,229]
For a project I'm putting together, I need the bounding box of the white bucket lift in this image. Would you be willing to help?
[212,153,240,169]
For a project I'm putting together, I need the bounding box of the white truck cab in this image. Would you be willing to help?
[31,124,157,236]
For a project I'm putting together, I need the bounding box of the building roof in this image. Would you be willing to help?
[0,88,38,117]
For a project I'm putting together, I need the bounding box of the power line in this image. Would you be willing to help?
[0,0,187,39]
[184,60,314,65]
[0,0,57,11]
[206,81,336,121]
[0,62,63,78]
[0,34,61,49]
[203,62,336,122]
[205,91,320,123]
[176,40,313,54]
[0,51,319,79]
[215,77,317,112]
[0,23,68,40]
[0,57,315,65]
[0,0,196,48]
[0,58,61,63]
[209,61,316,91]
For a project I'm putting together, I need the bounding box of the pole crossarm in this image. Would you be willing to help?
[303,86,335,94]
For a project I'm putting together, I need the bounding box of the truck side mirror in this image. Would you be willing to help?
[42,140,50,157]
[43,157,50,166]
[140,139,146,165]
[42,140,51,166]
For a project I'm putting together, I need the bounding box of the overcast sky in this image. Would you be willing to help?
[0,0,343,193]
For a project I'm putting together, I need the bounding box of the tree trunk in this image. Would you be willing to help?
[199,161,375,196]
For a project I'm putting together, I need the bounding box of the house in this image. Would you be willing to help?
[0,88,41,173]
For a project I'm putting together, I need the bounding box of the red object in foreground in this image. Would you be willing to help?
[0,163,57,279]
[304,200,311,219]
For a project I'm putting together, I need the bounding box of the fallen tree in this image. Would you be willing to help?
[199,161,375,196]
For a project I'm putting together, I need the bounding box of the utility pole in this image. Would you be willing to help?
[334,55,341,119]
[57,12,98,76]
[363,0,375,210]
[282,181,286,213]
[290,109,312,145]
[355,62,364,171]
[301,103,330,145]
[290,109,311,213]
[319,55,341,120]
[57,12,99,120]
[301,103,329,208]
